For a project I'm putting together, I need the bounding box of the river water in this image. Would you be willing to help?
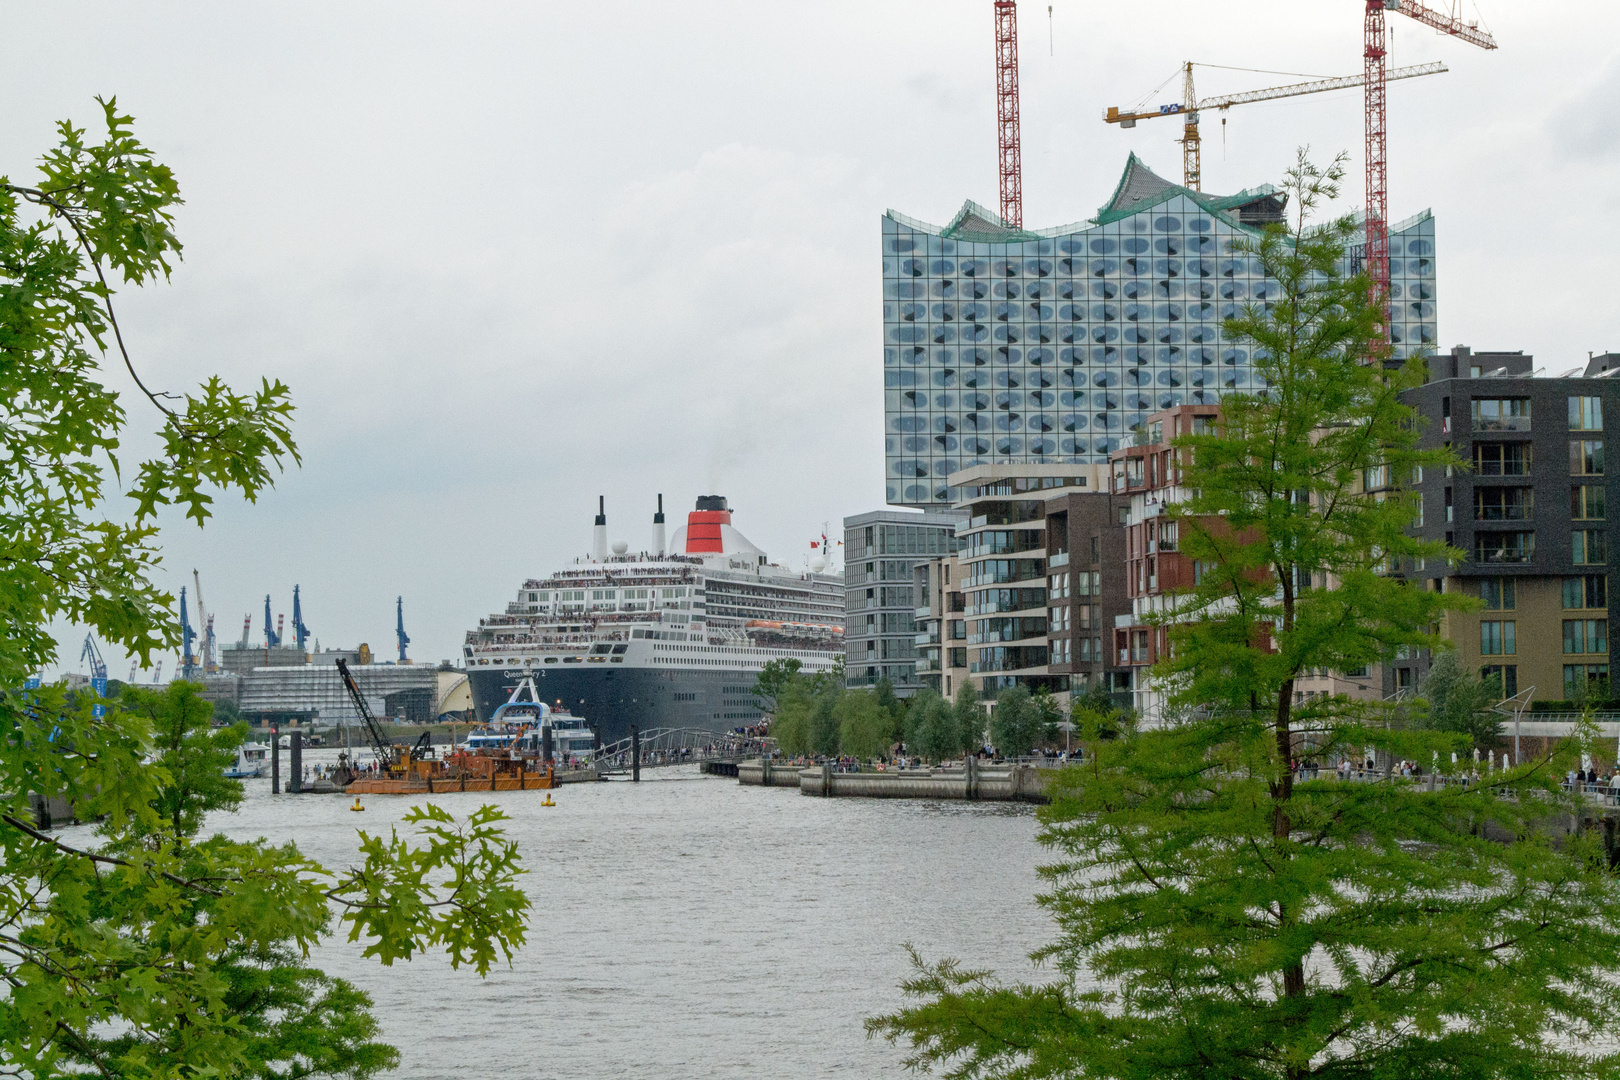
[197,753,1053,1079]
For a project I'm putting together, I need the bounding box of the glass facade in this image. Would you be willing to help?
[882,156,1437,507]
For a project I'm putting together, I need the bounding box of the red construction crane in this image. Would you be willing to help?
[1364,1,1495,330]
[993,0,1022,228]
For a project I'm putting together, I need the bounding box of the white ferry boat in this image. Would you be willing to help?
[225,742,271,779]
[459,676,597,762]
[463,495,844,743]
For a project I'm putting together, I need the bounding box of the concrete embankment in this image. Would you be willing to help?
[737,759,1050,803]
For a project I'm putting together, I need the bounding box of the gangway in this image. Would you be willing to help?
[594,728,767,776]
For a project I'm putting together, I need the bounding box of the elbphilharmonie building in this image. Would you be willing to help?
[882,155,1437,507]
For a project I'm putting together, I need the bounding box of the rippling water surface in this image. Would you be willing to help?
[201,754,1052,1079]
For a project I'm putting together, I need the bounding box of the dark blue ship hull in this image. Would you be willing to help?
[466,666,765,745]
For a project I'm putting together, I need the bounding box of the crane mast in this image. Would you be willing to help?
[1365,0,1496,334]
[992,0,1022,228]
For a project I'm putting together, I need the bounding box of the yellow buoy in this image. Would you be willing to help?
[350,797,365,812]
[541,794,555,807]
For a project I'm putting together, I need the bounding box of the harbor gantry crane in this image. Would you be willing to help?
[178,585,199,681]
[1363,0,1496,324]
[396,596,411,663]
[992,0,1022,228]
[1105,60,1447,192]
[193,569,215,674]
[292,585,311,652]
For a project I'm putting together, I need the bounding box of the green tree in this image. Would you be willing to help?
[1417,649,1504,754]
[951,680,984,759]
[809,687,842,758]
[990,684,1042,759]
[904,688,953,762]
[751,656,803,713]
[118,680,246,840]
[875,676,906,748]
[767,678,815,756]
[0,103,529,1078]
[1030,687,1062,746]
[869,150,1620,1078]
[836,689,890,760]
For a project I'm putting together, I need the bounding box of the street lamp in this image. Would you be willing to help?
[1056,719,1076,757]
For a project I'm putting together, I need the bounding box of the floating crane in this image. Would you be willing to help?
[335,657,431,771]
[1362,0,1497,323]
[395,596,410,663]
[1105,60,1447,192]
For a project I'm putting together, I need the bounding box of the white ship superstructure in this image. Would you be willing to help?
[463,496,843,740]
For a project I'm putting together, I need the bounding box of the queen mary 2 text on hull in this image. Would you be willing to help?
[463,495,844,744]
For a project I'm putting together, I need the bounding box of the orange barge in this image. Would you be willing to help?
[344,751,560,796]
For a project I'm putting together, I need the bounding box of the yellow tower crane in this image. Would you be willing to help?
[1105,60,1447,191]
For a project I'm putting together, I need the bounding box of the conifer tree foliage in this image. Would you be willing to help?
[869,151,1620,1079]
[0,103,529,1078]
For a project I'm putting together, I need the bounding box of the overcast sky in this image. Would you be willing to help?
[4,1,1614,677]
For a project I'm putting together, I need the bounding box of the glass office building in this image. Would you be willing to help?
[882,155,1437,507]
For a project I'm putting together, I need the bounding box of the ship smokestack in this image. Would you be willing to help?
[593,496,608,562]
[653,493,666,556]
[686,495,732,554]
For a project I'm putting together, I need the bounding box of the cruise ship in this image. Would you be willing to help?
[462,496,844,743]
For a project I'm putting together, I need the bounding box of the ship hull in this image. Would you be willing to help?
[466,666,766,745]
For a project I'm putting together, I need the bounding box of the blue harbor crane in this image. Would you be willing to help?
[396,596,410,663]
[178,585,199,680]
[263,594,280,648]
[292,585,311,651]
[79,633,108,681]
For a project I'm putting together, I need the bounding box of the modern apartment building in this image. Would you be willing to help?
[911,464,1131,705]
[1107,405,1385,722]
[843,509,963,691]
[1402,347,1620,702]
[882,154,1439,508]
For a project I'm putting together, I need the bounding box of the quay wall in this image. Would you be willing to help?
[736,760,1049,802]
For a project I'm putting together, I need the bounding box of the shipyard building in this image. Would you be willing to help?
[882,154,1437,508]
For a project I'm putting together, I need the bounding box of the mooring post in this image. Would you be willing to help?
[542,724,553,768]
[631,725,641,783]
[289,730,303,794]
[761,754,771,786]
[271,729,280,795]
[966,754,978,801]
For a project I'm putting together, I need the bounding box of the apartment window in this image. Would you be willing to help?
[1570,396,1604,432]
[1480,620,1516,656]
[1573,529,1607,566]
[1571,440,1605,476]
[1193,559,1220,584]
[1480,577,1516,610]
[1444,486,1453,522]
[1077,637,1102,663]
[1563,575,1608,610]
[1362,465,1390,491]
[1049,606,1070,633]
[1471,398,1531,431]
[1130,630,1150,663]
[1564,619,1608,655]
[1473,487,1532,521]
[1192,415,1216,436]
[1077,604,1096,630]
[1472,442,1531,476]
[1479,664,1518,698]
[1564,664,1609,698]
[1474,531,1534,564]
[1074,571,1100,596]
[1118,506,1129,525]
[1573,485,1607,521]
[1090,535,1100,563]
[1397,668,1413,690]
[1344,664,1370,678]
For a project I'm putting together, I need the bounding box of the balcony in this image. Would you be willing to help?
[1049,550,1070,568]
[915,631,941,647]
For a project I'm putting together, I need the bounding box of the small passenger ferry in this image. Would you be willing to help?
[225,742,271,779]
